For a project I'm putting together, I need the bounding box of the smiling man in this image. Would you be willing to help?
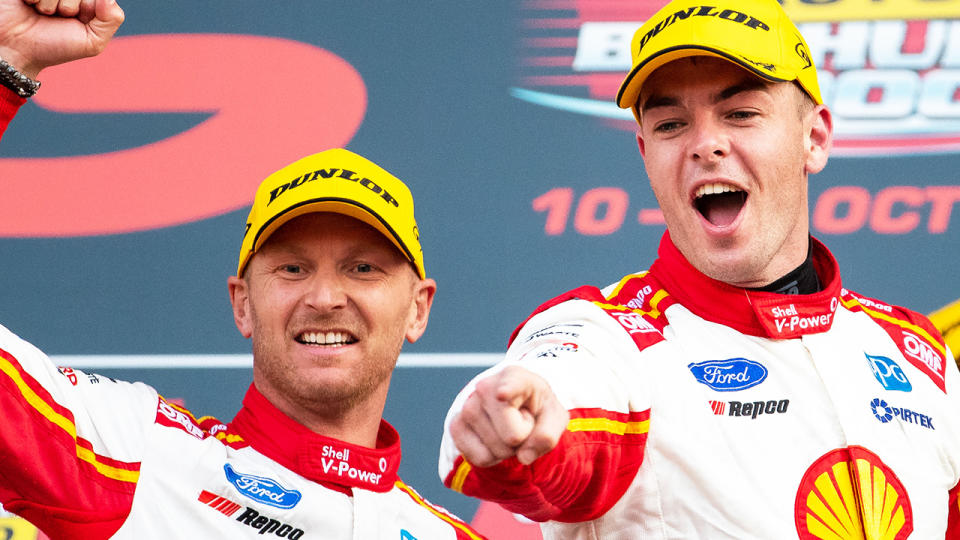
[0,1,485,538]
[438,0,960,538]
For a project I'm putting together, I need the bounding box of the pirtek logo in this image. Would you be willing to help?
[267,168,400,208]
[870,398,935,430]
[638,6,770,52]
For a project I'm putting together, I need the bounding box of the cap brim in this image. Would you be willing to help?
[246,198,422,278]
[616,45,793,122]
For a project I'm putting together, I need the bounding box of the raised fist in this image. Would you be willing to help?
[0,0,124,79]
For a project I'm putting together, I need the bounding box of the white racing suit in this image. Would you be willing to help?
[0,324,484,539]
[440,232,960,539]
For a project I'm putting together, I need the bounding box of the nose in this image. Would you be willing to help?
[303,272,348,312]
[689,117,728,163]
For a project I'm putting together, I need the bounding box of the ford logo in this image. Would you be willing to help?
[223,463,302,509]
[688,358,768,392]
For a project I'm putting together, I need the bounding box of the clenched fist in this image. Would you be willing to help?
[0,0,124,79]
[449,365,569,467]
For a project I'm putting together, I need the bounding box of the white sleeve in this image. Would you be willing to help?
[438,298,650,479]
[0,323,158,505]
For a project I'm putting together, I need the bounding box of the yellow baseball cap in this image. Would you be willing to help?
[616,0,822,123]
[237,148,425,279]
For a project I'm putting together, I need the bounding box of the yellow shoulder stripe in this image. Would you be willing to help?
[842,297,947,357]
[593,289,670,320]
[395,480,484,540]
[0,357,139,484]
[606,272,648,299]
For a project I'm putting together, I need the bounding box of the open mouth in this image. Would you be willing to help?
[694,183,747,227]
[296,331,358,347]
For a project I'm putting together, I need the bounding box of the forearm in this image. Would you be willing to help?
[444,406,649,522]
[440,297,652,522]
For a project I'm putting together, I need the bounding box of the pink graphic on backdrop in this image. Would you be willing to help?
[0,34,367,237]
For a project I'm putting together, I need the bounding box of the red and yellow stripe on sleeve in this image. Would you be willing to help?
[446,407,650,523]
[0,347,138,538]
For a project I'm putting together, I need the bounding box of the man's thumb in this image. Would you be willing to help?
[89,0,123,43]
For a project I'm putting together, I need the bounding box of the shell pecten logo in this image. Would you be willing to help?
[795,446,912,540]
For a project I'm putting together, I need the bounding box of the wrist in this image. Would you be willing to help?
[0,53,41,98]
[0,47,40,79]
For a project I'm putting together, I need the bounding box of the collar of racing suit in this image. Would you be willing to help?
[229,384,402,494]
[649,231,843,339]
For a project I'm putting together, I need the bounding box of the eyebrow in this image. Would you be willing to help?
[639,78,770,114]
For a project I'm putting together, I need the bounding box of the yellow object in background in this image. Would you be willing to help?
[930,298,960,368]
[0,517,39,540]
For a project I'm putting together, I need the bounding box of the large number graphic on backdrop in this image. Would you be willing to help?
[514,0,960,156]
[0,34,366,237]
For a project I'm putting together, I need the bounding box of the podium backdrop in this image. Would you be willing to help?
[2,1,959,538]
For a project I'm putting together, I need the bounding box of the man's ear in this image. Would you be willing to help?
[228,275,253,339]
[405,278,437,344]
[804,105,833,175]
[636,130,646,158]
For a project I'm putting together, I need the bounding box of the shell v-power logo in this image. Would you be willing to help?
[0,34,367,238]
[514,0,960,156]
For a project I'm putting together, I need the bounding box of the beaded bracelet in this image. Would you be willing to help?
[0,57,40,98]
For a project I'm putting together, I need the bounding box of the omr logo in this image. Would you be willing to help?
[0,34,366,237]
[513,0,960,156]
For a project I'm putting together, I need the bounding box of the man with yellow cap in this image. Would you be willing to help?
[0,1,485,538]
[439,0,960,537]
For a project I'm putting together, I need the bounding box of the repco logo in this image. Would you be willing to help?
[710,399,790,419]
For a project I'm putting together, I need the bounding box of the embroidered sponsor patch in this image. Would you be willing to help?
[795,446,912,540]
[688,358,768,391]
[223,464,302,509]
[198,490,304,539]
[866,353,912,392]
[869,398,935,430]
[709,399,789,419]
